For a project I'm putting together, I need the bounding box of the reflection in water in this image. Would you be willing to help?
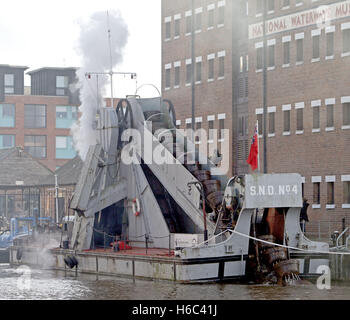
[1,264,350,300]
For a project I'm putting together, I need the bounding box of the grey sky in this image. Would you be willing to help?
[0,0,161,98]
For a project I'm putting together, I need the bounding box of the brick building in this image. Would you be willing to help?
[248,0,350,230]
[161,0,250,176]
[0,65,79,171]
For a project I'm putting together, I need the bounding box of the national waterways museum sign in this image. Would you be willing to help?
[249,0,350,39]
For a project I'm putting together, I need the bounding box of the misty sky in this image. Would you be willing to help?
[0,0,161,98]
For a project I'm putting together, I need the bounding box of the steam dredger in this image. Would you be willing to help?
[10,96,330,284]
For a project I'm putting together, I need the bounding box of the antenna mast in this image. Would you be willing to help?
[107,11,114,108]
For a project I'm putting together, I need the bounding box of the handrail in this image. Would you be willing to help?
[336,227,349,248]
[145,112,166,122]
[346,233,350,249]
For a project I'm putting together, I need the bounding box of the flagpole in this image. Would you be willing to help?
[257,120,260,173]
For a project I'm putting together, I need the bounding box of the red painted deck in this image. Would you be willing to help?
[83,247,175,258]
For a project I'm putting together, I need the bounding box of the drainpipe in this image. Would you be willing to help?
[262,0,268,173]
[191,0,196,142]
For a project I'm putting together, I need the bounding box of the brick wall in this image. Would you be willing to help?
[248,0,350,226]
[161,0,249,176]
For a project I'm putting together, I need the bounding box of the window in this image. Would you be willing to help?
[56,76,68,96]
[174,65,180,87]
[268,44,275,68]
[245,77,248,97]
[312,34,320,60]
[256,47,263,70]
[208,119,214,141]
[218,2,225,25]
[256,0,262,14]
[56,136,76,159]
[208,7,214,29]
[72,106,78,120]
[219,119,225,140]
[344,181,350,204]
[165,21,171,39]
[4,74,14,94]
[0,135,15,149]
[218,55,225,78]
[0,104,15,127]
[186,62,192,84]
[326,32,334,57]
[24,104,46,128]
[313,106,320,129]
[296,38,304,63]
[196,60,202,83]
[56,106,79,129]
[343,29,350,54]
[165,68,171,89]
[269,112,275,134]
[327,182,335,205]
[267,0,274,12]
[283,41,290,65]
[282,0,290,7]
[297,108,303,131]
[313,182,320,205]
[208,58,214,80]
[195,9,202,32]
[326,104,334,128]
[186,12,192,34]
[343,103,350,126]
[56,106,67,119]
[246,55,249,72]
[174,17,180,38]
[24,135,46,158]
[284,110,290,132]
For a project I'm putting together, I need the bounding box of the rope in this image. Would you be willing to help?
[190,228,350,256]
[229,229,350,256]
[192,229,230,248]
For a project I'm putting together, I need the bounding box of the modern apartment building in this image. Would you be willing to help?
[248,0,350,228]
[0,65,79,171]
[161,0,250,176]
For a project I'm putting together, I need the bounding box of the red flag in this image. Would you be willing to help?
[247,123,259,171]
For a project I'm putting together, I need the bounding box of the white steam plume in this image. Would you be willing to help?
[72,10,128,160]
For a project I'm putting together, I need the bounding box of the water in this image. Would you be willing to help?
[1,263,350,300]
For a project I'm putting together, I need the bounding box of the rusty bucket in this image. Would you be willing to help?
[263,247,288,265]
[274,259,300,278]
